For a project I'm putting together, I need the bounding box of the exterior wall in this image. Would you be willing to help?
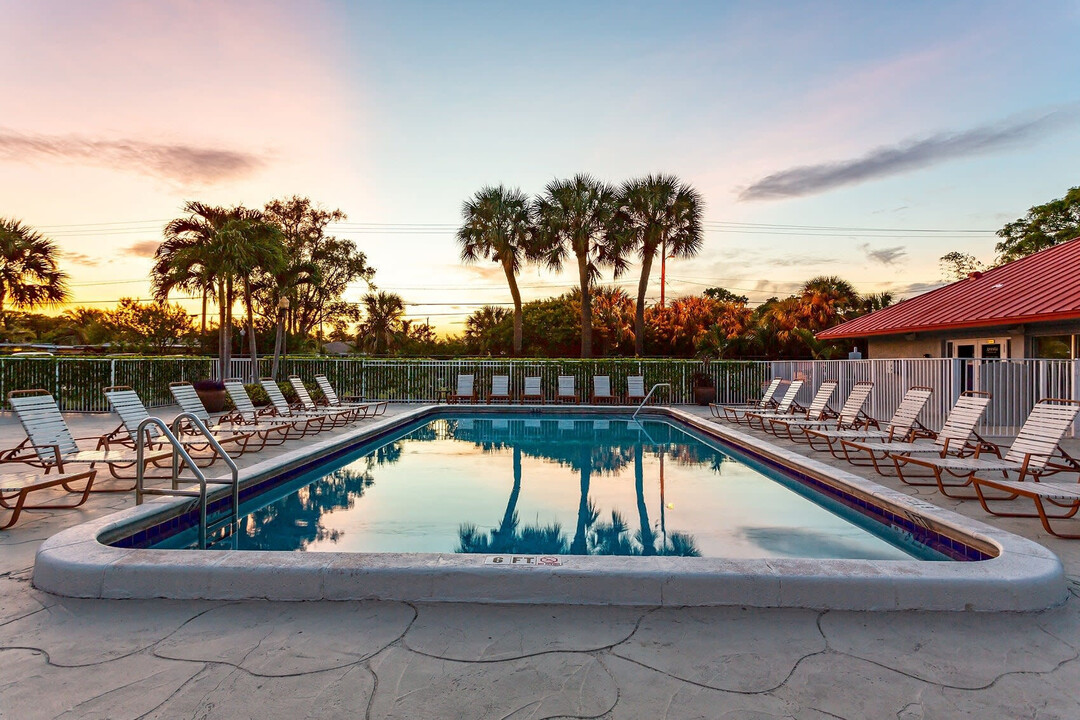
[866,335,943,358]
[867,325,1029,359]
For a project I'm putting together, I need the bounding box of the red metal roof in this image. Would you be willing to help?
[818,236,1080,340]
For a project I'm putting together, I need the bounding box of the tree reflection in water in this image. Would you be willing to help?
[236,441,401,551]
[454,418,701,557]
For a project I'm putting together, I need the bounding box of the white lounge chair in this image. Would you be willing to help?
[712,378,783,422]
[313,374,387,416]
[839,391,995,475]
[591,376,616,404]
[557,375,577,403]
[448,374,477,404]
[898,398,1080,500]
[1,468,96,529]
[522,376,544,404]
[288,376,361,426]
[1,390,171,485]
[804,386,934,457]
[104,385,257,462]
[487,375,511,403]
[768,381,875,441]
[626,376,646,404]
[744,381,804,429]
[754,381,838,435]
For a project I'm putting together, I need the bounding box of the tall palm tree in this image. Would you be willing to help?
[359,291,406,355]
[457,186,534,355]
[153,201,228,335]
[533,174,624,358]
[0,218,69,321]
[213,217,286,372]
[613,175,703,355]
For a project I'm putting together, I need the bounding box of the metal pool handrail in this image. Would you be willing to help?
[135,413,239,549]
[632,383,671,420]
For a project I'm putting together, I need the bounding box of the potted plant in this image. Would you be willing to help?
[691,368,716,405]
[192,378,227,413]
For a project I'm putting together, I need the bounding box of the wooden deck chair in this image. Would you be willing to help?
[1,468,96,529]
[712,378,783,421]
[804,386,934,457]
[258,379,331,434]
[745,381,804,430]
[0,390,172,486]
[103,386,257,462]
[557,375,577,403]
[759,381,839,438]
[838,391,995,475]
[314,374,387,416]
[487,375,511,403]
[896,398,1080,500]
[448,374,477,404]
[591,376,616,404]
[626,376,646,404]
[288,376,361,425]
[522,376,544,404]
[767,381,875,442]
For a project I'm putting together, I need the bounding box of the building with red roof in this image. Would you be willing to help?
[818,236,1080,359]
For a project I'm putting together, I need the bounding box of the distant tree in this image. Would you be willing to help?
[995,186,1080,263]
[799,276,860,329]
[456,186,534,355]
[520,295,580,357]
[0,218,69,322]
[533,174,623,358]
[590,286,636,356]
[464,305,512,355]
[109,298,194,353]
[213,217,286,369]
[358,291,406,354]
[612,174,703,355]
[261,196,375,338]
[703,287,749,304]
[939,251,986,282]
[53,307,110,345]
[858,291,895,314]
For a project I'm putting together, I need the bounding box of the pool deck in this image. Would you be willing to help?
[3,404,1080,718]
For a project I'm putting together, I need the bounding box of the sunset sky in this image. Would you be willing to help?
[2,0,1079,332]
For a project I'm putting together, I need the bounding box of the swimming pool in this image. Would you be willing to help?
[33,406,1067,610]
[152,415,945,561]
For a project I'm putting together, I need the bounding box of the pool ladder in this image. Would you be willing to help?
[134,412,240,549]
[632,383,670,420]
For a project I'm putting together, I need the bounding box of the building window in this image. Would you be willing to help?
[1032,335,1072,359]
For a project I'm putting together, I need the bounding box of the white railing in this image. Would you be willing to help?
[2,356,1078,436]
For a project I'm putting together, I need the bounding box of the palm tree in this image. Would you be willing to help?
[358,291,406,354]
[212,217,286,373]
[457,186,534,355]
[533,174,623,358]
[0,219,69,322]
[153,201,228,335]
[799,276,860,329]
[613,175,703,355]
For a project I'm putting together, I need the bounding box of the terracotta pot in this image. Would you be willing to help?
[195,388,227,413]
[693,386,716,405]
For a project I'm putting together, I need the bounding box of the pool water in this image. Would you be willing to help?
[154,415,946,560]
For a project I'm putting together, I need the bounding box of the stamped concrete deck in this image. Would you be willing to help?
[3,404,1080,719]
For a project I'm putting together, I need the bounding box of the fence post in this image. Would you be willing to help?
[110,358,116,387]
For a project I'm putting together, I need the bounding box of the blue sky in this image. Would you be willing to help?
[1,0,1078,329]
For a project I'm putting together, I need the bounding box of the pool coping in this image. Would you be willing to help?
[33,405,1067,611]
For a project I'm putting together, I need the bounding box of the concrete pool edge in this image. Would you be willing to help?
[32,405,1067,611]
